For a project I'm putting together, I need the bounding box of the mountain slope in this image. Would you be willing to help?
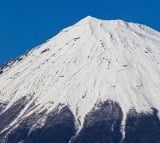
[0,16,160,143]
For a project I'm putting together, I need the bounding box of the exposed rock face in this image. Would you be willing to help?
[0,100,159,143]
[0,106,76,143]
[124,108,160,143]
[0,97,28,131]
[25,106,76,143]
[70,100,123,143]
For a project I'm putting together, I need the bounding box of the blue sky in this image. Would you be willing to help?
[0,0,160,65]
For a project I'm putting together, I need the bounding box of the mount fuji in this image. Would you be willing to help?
[0,16,160,143]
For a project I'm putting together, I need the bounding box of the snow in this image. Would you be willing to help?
[0,16,160,130]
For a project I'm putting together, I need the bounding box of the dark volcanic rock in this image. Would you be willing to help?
[0,99,160,143]
[123,108,160,143]
[26,106,76,143]
[0,97,27,132]
[2,111,45,143]
[71,100,123,143]
[2,106,76,143]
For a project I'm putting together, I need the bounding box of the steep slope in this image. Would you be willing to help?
[0,16,160,143]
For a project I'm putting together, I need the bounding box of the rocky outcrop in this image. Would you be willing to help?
[0,100,160,143]
[71,100,123,143]
[123,108,160,143]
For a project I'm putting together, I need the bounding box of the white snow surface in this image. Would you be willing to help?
[0,16,160,128]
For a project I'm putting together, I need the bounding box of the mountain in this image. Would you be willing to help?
[0,16,160,143]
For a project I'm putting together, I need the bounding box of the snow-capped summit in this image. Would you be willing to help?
[0,16,160,143]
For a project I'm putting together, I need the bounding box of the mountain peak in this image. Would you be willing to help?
[83,15,97,20]
[77,15,99,24]
[79,16,127,26]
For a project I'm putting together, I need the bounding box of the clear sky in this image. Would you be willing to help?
[0,0,160,65]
